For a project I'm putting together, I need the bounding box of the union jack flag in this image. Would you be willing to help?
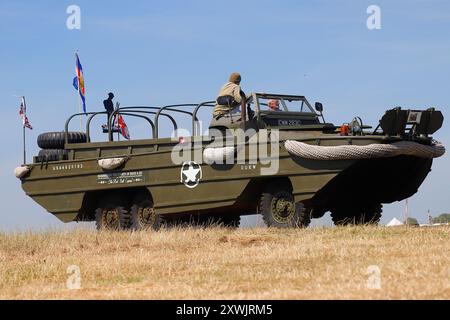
[19,96,32,130]
[117,114,130,140]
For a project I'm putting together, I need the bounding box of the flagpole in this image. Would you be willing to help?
[23,122,26,165]
[22,96,26,164]
[117,113,120,142]
[78,92,82,131]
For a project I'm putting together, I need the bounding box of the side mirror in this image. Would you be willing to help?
[315,102,323,112]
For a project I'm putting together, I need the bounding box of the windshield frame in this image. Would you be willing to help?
[252,93,317,114]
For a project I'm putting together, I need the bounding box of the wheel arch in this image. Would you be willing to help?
[234,176,293,214]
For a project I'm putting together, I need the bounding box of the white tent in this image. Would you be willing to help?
[386,218,404,227]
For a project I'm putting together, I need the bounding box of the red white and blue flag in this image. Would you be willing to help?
[117,114,130,140]
[72,52,86,113]
[19,96,32,130]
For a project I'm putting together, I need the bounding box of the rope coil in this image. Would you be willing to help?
[285,140,445,160]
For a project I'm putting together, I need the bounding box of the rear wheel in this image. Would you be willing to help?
[95,206,130,230]
[259,184,310,228]
[130,198,162,231]
[331,204,382,226]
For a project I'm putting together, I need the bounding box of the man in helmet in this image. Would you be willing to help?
[210,72,246,128]
[103,92,115,121]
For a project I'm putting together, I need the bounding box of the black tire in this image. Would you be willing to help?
[331,204,382,226]
[37,131,87,149]
[130,198,162,231]
[37,149,69,162]
[95,205,130,230]
[259,184,311,228]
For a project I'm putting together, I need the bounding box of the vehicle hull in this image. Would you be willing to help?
[21,135,432,222]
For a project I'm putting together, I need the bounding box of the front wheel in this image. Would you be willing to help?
[130,199,162,231]
[259,184,311,228]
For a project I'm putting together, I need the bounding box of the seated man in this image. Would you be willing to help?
[210,72,246,128]
[267,99,281,111]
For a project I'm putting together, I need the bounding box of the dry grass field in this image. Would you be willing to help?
[0,225,448,299]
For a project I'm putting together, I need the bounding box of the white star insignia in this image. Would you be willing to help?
[183,164,200,183]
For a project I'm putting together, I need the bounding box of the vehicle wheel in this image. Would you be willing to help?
[331,204,382,226]
[37,131,87,149]
[95,206,130,230]
[130,199,162,231]
[259,185,310,228]
[37,149,68,162]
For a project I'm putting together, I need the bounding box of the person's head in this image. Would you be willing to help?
[229,72,241,85]
[268,99,280,111]
[108,92,114,99]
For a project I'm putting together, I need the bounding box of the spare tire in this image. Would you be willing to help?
[37,132,87,149]
[37,149,69,162]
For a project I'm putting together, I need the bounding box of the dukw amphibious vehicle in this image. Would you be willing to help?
[16,93,445,229]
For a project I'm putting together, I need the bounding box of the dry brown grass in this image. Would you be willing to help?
[0,225,448,299]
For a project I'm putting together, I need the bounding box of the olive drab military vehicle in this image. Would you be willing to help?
[16,93,445,229]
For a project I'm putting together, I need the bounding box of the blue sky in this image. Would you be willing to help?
[1,0,449,230]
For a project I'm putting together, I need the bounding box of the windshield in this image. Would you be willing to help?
[256,96,315,113]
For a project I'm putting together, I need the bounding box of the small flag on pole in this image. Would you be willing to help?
[117,114,130,140]
[19,96,33,130]
[73,52,86,113]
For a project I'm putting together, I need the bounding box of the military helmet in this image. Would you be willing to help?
[229,72,241,84]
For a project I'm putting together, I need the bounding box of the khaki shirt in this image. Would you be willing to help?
[213,82,243,118]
